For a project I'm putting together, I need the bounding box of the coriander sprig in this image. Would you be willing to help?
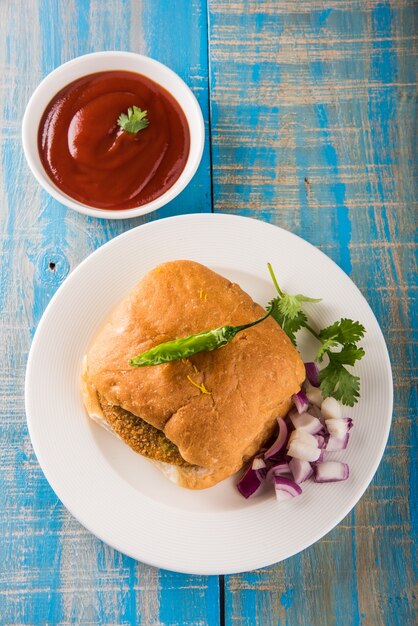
[267,263,366,406]
[117,106,149,134]
[267,262,320,345]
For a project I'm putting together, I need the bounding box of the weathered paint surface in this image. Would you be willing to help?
[208,1,417,624]
[0,0,416,624]
[0,1,217,625]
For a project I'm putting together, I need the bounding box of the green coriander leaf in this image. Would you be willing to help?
[316,342,365,404]
[319,318,365,345]
[266,263,365,406]
[328,344,365,367]
[319,361,360,407]
[269,297,307,345]
[117,106,149,134]
[278,293,322,320]
[316,337,339,362]
[267,262,284,297]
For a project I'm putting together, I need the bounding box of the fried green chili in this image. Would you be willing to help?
[130,305,274,367]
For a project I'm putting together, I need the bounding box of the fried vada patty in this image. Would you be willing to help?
[97,393,190,466]
[82,260,305,489]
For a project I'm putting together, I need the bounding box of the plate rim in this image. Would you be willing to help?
[25,213,393,574]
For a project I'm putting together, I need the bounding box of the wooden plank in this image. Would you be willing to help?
[207,0,417,624]
[0,1,218,624]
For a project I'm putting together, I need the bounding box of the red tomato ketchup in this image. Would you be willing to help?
[38,71,190,210]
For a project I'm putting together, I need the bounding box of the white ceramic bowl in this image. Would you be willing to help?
[22,51,205,219]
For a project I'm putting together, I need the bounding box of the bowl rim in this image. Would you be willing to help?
[21,51,205,220]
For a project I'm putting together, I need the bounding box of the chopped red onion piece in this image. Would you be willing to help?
[308,403,324,420]
[273,490,295,502]
[289,458,313,484]
[305,382,324,407]
[315,434,327,449]
[290,412,323,435]
[264,417,288,460]
[252,456,266,470]
[288,440,321,462]
[266,453,290,464]
[273,476,302,501]
[320,417,352,453]
[321,397,342,420]
[289,429,318,447]
[292,390,310,414]
[237,465,262,498]
[325,418,353,439]
[325,433,350,452]
[266,461,291,482]
[314,461,349,483]
[304,362,320,387]
[255,467,268,481]
[288,429,321,462]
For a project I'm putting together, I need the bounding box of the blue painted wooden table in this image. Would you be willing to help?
[1,1,416,624]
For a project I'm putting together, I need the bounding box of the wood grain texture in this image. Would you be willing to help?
[0,1,218,625]
[208,0,417,624]
[0,0,416,624]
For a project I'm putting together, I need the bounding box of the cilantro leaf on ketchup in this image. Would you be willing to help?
[117,106,149,134]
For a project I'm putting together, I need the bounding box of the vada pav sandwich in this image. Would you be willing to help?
[81,260,305,489]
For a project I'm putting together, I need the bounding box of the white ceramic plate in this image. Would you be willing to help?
[25,214,393,575]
